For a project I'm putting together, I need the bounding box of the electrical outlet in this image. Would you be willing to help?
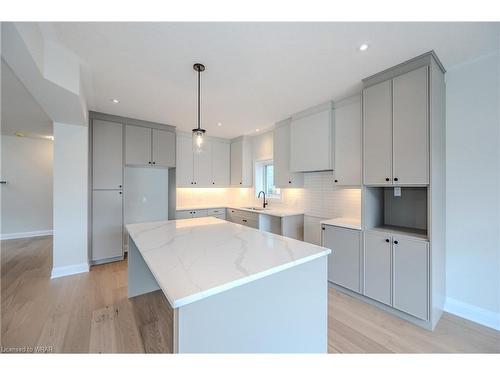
[394,187,401,197]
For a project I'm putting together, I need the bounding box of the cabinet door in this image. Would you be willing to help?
[211,141,230,186]
[152,128,175,168]
[334,98,362,186]
[322,226,361,292]
[176,135,194,187]
[273,122,304,188]
[92,190,123,262]
[92,120,123,190]
[193,141,212,187]
[363,80,393,185]
[290,108,332,172]
[230,140,243,186]
[125,125,151,166]
[393,66,429,185]
[363,231,392,305]
[176,210,193,219]
[393,237,429,320]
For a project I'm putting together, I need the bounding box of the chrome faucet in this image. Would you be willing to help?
[257,191,268,209]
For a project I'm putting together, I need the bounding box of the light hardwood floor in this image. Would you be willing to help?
[1,236,499,353]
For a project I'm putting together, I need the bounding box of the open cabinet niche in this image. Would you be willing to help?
[363,186,428,240]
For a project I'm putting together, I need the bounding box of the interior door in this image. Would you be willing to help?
[92,190,123,262]
[193,140,212,186]
[363,230,392,305]
[125,125,151,166]
[393,66,429,185]
[323,225,361,292]
[393,237,429,320]
[92,120,123,190]
[176,135,194,187]
[211,140,230,186]
[363,80,393,185]
[152,128,175,168]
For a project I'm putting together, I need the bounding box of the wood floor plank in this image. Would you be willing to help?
[1,236,499,353]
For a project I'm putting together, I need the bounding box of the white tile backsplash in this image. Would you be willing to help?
[303,171,361,219]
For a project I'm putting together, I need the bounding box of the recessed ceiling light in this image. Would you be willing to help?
[255,128,260,132]
[111,98,120,103]
[217,122,222,127]
[359,43,369,52]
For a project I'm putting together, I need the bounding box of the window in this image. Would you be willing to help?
[255,160,281,199]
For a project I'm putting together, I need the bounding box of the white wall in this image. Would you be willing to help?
[0,135,53,238]
[445,52,500,329]
[51,122,88,278]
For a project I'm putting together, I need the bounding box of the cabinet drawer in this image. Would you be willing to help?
[176,210,193,219]
[234,216,259,229]
[211,214,226,220]
[190,209,207,218]
[208,208,225,215]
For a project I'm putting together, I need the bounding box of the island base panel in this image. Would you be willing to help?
[128,236,161,298]
[176,256,328,353]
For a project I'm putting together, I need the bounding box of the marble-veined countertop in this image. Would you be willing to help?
[126,217,330,308]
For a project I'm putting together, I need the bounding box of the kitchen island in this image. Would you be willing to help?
[127,217,331,353]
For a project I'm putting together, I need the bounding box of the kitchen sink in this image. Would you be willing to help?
[243,207,268,211]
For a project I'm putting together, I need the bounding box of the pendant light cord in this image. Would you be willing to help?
[197,69,201,131]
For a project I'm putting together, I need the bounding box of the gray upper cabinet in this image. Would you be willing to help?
[152,128,176,168]
[363,230,392,306]
[363,80,393,185]
[273,119,304,188]
[363,65,430,186]
[92,120,123,190]
[393,237,429,320]
[211,140,230,186]
[176,134,194,186]
[333,96,362,186]
[290,103,333,172]
[230,137,252,187]
[322,225,361,293]
[393,66,429,185]
[92,190,123,262]
[125,125,175,167]
[193,141,212,187]
[125,125,151,166]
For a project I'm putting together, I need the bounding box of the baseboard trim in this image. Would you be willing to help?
[51,262,89,279]
[0,229,53,240]
[444,297,500,331]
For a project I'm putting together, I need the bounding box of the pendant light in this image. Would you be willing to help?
[192,63,206,153]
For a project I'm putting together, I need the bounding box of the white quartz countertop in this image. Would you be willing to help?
[321,217,362,230]
[126,217,330,308]
[227,206,304,218]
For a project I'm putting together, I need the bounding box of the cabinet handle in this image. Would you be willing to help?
[393,240,399,245]
[152,161,156,165]
[242,219,247,222]
[385,239,390,243]
[334,179,338,183]
[148,161,151,165]
[191,182,193,184]
[119,191,122,195]
[288,181,292,184]
[239,182,242,185]
[322,227,325,230]
[212,182,215,184]
[119,185,122,188]
[394,177,399,182]
[194,182,197,184]
[385,178,390,182]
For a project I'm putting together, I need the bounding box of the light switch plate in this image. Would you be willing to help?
[394,187,401,197]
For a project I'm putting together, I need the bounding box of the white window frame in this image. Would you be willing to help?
[255,159,281,200]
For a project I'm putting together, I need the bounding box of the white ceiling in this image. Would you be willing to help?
[1,59,53,137]
[50,22,499,139]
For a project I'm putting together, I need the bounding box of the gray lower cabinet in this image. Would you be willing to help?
[363,230,392,305]
[92,190,123,262]
[175,209,208,219]
[393,237,429,320]
[92,120,123,190]
[226,208,258,229]
[322,225,361,293]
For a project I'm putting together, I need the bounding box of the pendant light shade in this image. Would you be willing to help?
[192,63,206,154]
